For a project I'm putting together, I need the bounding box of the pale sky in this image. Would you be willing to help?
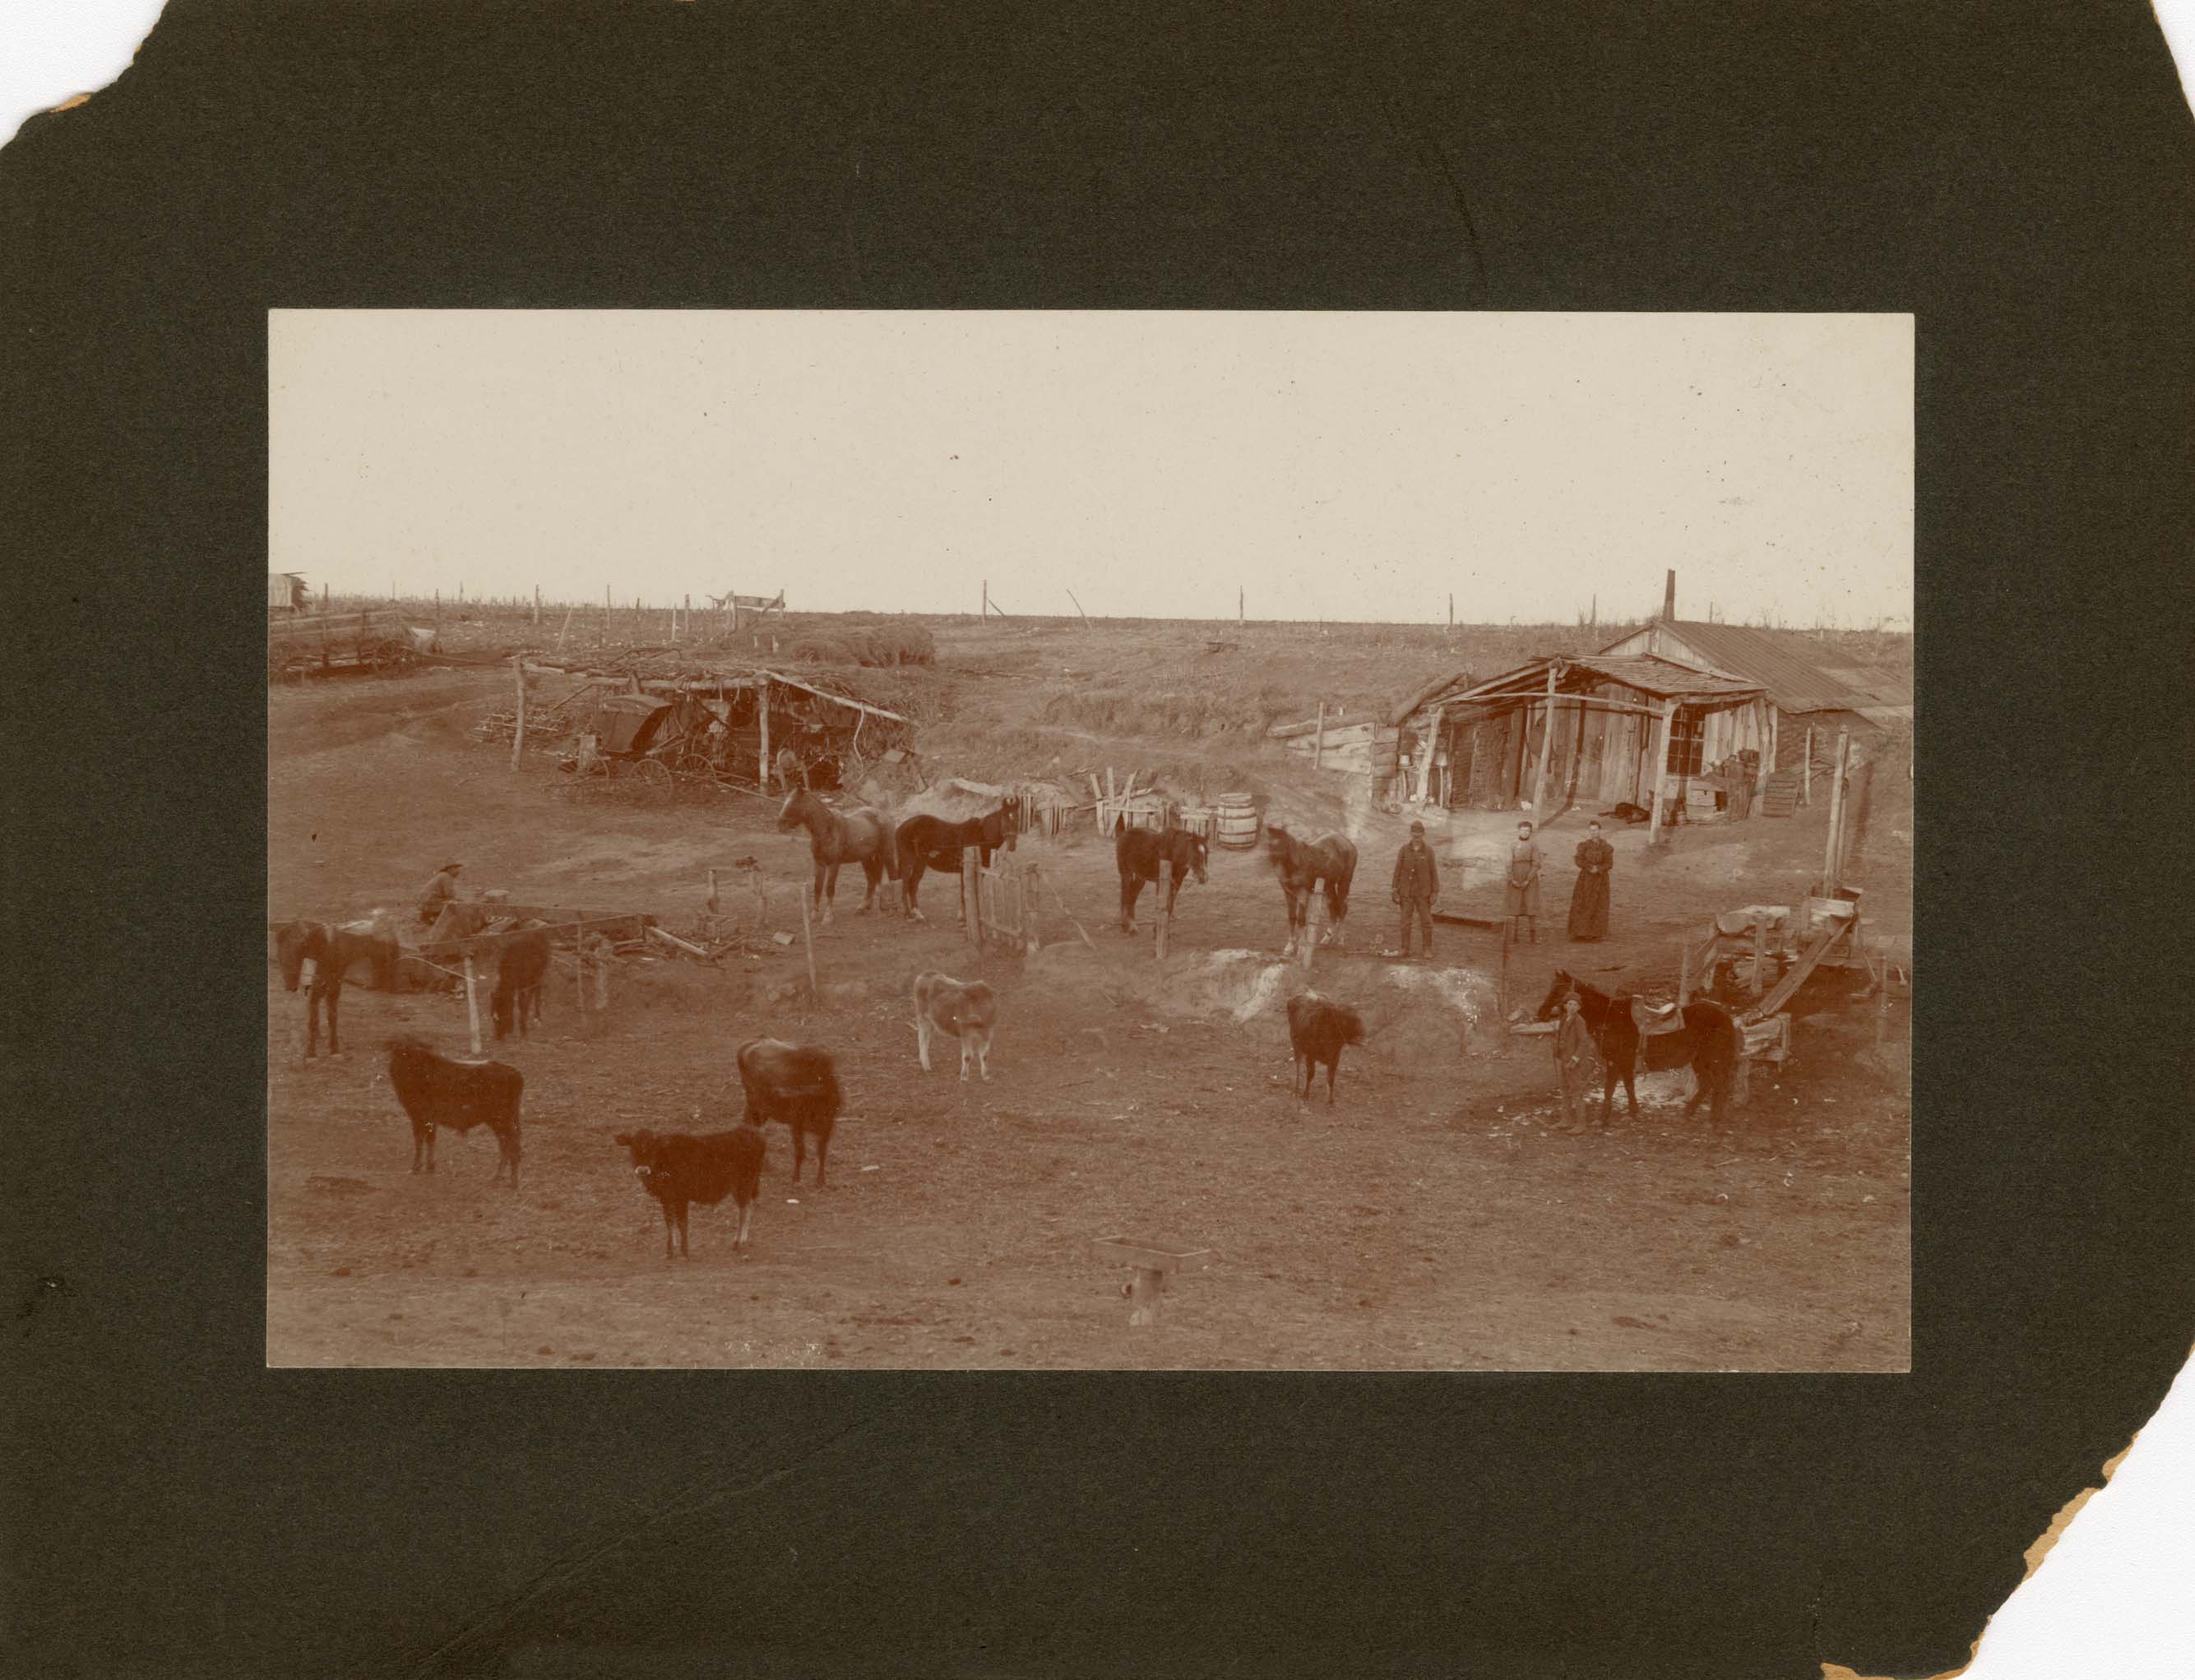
[270,311,1912,627]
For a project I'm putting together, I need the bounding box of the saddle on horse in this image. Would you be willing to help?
[1629,997,1687,1036]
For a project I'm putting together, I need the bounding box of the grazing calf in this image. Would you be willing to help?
[735,1039,843,1187]
[614,1127,766,1257]
[1285,993,1366,1108]
[490,923,551,1040]
[383,1034,523,1187]
[912,971,998,1081]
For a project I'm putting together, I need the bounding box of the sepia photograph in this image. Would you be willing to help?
[15,1,2192,1674]
[267,308,1913,1372]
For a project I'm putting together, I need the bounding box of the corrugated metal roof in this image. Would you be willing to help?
[1601,621,1866,712]
[1821,664,1915,707]
[1567,654,1762,700]
[1432,653,1762,710]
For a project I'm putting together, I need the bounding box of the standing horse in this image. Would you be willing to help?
[893,803,1021,923]
[1114,820,1209,932]
[777,789,900,922]
[1264,824,1358,956]
[1535,970,1740,1127]
[276,915,400,1058]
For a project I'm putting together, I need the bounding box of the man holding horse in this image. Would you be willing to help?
[1554,992,1594,1130]
[1390,820,1440,959]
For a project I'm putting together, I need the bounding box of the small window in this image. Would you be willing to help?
[1666,710,1706,778]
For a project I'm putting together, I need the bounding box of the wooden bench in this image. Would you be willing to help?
[1091,1238,1214,1327]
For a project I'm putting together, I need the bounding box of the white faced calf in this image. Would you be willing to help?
[912,971,998,1082]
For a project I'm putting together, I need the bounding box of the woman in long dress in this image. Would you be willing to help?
[1504,821,1542,944]
[1568,820,1614,942]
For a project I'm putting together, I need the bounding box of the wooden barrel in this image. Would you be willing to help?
[1216,793,1259,849]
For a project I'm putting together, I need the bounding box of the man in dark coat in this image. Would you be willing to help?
[1391,820,1441,959]
[1568,820,1614,942]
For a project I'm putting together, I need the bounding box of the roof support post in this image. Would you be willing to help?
[1528,661,1560,818]
[1646,697,1678,846]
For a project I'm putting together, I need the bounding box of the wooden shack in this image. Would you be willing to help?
[1596,618,1901,769]
[1384,654,1767,823]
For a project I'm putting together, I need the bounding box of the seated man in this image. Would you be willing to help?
[417,861,462,927]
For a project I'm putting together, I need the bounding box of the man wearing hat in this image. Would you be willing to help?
[1390,820,1441,960]
[418,861,463,928]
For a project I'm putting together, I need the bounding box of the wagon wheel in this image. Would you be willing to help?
[665,743,720,801]
[627,757,675,806]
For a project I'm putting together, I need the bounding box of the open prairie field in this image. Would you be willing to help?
[268,617,1910,1371]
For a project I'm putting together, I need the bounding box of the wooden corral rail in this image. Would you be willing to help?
[1091,1238,1214,1327]
[413,905,654,959]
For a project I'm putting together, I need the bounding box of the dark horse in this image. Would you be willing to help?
[1263,824,1358,956]
[1535,970,1741,1127]
[777,789,899,923]
[276,915,400,1058]
[1114,820,1209,932]
[893,804,1021,923]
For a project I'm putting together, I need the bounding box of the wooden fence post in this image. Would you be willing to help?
[463,956,482,1054]
[758,681,771,791]
[799,886,819,1000]
[1757,703,1776,810]
[1822,729,1852,892]
[1313,701,1327,771]
[962,852,982,952]
[1646,697,1677,845]
[1803,724,1813,805]
[1528,661,1559,818]
[511,655,526,768]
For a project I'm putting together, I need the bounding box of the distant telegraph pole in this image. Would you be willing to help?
[1239,586,1244,627]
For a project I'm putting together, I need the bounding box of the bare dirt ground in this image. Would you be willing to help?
[268,624,1910,1371]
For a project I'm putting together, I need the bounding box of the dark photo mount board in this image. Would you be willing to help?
[3,3,2190,1677]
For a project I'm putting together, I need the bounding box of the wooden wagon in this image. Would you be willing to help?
[267,608,419,683]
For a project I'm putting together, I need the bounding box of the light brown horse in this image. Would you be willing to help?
[776,789,899,922]
[1264,824,1358,957]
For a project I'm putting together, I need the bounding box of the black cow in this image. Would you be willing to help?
[384,1034,523,1187]
[614,1127,766,1257]
[1285,993,1366,1107]
[736,1039,843,1187]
